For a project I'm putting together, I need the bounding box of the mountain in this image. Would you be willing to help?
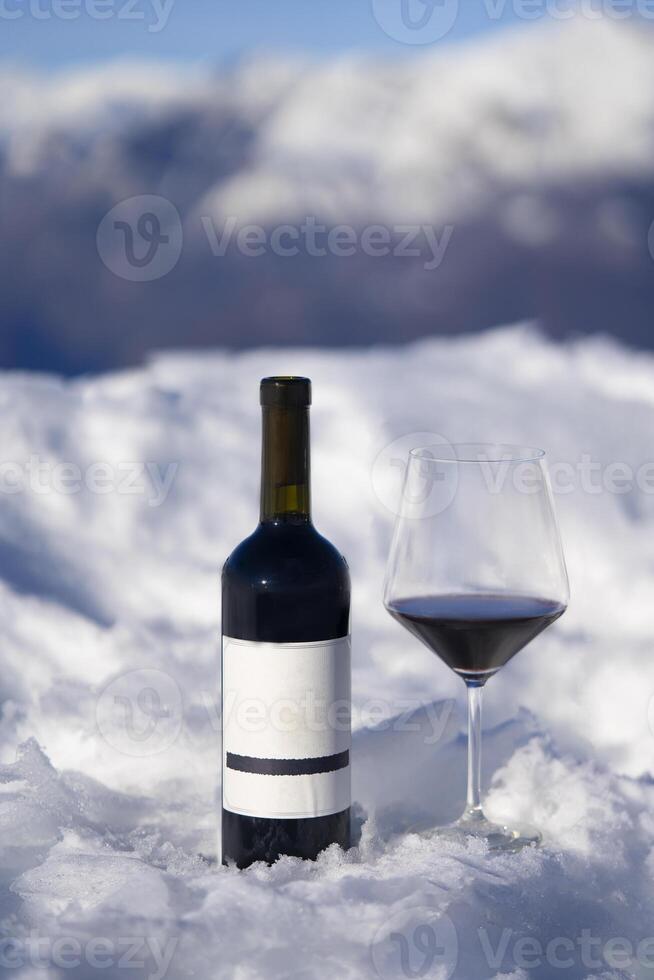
[1,16,653,372]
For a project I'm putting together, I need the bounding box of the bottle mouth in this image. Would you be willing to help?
[260,377,312,407]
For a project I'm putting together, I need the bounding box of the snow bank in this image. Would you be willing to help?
[0,326,653,978]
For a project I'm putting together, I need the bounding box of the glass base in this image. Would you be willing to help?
[434,808,542,852]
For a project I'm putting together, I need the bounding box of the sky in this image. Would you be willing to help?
[0,0,560,69]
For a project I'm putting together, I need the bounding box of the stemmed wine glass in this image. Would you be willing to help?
[384,444,569,850]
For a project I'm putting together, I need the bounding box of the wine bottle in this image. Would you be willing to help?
[221,376,351,868]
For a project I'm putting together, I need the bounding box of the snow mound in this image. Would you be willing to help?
[0,326,653,977]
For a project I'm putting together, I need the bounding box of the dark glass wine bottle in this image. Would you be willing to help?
[221,377,351,868]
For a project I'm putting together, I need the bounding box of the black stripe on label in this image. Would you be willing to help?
[226,750,349,776]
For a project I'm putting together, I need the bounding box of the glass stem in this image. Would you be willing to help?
[465,682,484,820]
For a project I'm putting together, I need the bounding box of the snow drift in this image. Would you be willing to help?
[0,326,652,977]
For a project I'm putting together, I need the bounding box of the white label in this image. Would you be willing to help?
[222,635,351,819]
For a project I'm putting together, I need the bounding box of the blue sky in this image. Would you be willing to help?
[0,0,538,68]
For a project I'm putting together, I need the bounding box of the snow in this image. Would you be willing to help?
[0,325,652,977]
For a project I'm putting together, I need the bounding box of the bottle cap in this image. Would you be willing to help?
[260,377,312,407]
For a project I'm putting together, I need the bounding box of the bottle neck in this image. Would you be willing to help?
[260,405,311,523]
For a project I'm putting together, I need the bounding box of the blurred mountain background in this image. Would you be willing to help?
[1,8,653,373]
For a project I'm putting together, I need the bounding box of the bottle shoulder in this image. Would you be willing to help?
[222,522,350,641]
[223,522,349,588]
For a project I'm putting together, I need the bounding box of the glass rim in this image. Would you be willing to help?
[408,442,546,464]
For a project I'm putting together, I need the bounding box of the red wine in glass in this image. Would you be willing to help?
[388,593,565,684]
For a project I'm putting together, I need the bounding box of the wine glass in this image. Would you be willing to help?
[383,443,569,850]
